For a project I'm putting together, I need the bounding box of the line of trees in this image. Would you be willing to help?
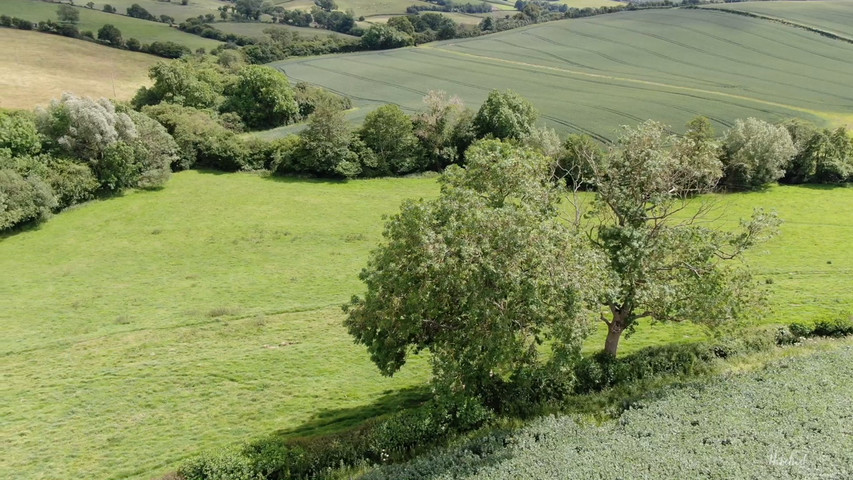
[4,74,850,231]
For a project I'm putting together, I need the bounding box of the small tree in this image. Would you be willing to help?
[97,24,123,46]
[56,5,80,24]
[297,105,359,177]
[473,89,537,141]
[103,4,116,13]
[345,139,599,396]
[357,104,419,175]
[573,120,779,356]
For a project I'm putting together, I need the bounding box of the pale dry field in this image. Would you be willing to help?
[0,29,159,110]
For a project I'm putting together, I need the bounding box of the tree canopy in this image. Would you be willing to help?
[344,139,599,395]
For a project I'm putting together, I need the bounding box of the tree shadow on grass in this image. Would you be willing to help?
[270,385,432,440]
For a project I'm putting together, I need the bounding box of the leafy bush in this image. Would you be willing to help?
[0,168,56,230]
[722,117,796,189]
[222,66,298,130]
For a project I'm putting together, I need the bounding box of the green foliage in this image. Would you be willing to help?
[0,111,41,157]
[0,168,56,230]
[296,105,360,177]
[357,104,419,175]
[222,66,298,130]
[133,56,230,110]
[35,94,173,191]
[42,157,99,208]
[585,120,775,355]
[722,117,796,189]
[143,103,245,171]
[473,89,537,141]
[412,90,475,170]
[97,23,123,46]
[345,139,600,396]
[56,4,80,24]
[292,82,352,120]
[361,24,415,50]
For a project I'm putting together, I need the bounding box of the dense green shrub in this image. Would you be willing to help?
[143,103,245,171]
[0,168,56,230]
[0,111,41,156]
[43,157,99,208]
[222,66,298,130]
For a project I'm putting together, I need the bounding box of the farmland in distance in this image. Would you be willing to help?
[702,0,853,39]
[271,8,853,141]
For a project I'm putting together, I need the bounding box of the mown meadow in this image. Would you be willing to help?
[1,171,851,479]
[270,8,853,140]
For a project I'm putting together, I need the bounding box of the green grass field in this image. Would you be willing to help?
[703,0,853,39]
[82,0,226,23]
[0,28,158,109]
[1,171,851,479]
[0,0,221,50]
[269,8,853,141]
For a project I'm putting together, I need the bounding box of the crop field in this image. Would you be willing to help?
[0,0,221,50]
[1,170,851,479]
[270,8,853,141]
[365,344,853,479]
[0,29,158,109]
[703,0,853,39]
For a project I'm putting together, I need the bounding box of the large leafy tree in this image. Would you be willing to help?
[357,104,419,175]
[572,120,779,356]
[222,66,298,130]
[344,139,599,395]
[473,89,538,141]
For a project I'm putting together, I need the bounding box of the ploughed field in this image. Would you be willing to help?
[1,171,851,479]
[271,8,853,141]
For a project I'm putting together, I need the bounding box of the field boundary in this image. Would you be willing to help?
[695,6,853,45]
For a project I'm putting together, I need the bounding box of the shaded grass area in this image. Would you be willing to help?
[0,28,158,109]
[1,172,851,479]
[269,8,853,141]
[0,0,221,50]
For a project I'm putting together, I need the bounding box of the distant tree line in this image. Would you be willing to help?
[0,7,194,59]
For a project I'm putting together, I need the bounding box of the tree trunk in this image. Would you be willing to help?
[604,315,625,357]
